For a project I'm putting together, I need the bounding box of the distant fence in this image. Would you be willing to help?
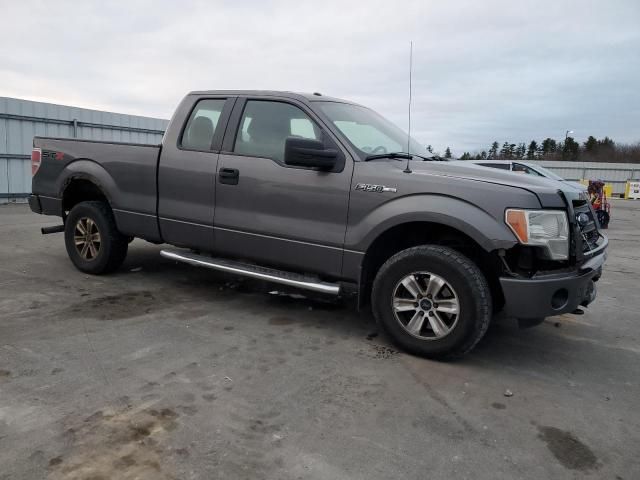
[532,160,640,195]
[0,97,169,204]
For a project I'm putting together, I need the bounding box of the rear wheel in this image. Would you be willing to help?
[372,245,491,359]
[64,201,128,274]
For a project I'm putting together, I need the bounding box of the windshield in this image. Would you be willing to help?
[317,101,426,159]
[528,164,565,181]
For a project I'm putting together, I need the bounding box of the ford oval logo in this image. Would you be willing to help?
[576,213,590,226]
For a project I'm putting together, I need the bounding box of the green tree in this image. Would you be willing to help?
[515,143,526,159]
[444,147,452,159]
[584,135,598,152]
[460,152,471,160]
[488,141,499,159]
[499,142,515,159]
[526,140,538,159]
[598,137,615,149]
[540,138,557,157]
[563,137,580,161]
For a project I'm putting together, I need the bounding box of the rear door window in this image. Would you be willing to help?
[181,99,226,151]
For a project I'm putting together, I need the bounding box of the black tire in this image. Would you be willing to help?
[64,201,128,274]
[371,245,491,359]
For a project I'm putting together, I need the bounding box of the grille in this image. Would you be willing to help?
[573,200,599,252]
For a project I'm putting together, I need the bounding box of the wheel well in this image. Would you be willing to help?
[359,222,505,311]
[62,179,109,213]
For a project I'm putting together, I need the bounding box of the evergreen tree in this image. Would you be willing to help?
[488,142,499,159]
[460,152,471,160]
[499,142,514,159]
[515,143,526,159]
[563,137,580,161]
[584,136,598,152]
[541,138,557,157]
[598,137,615,149]
[444,147,452,159]
[480,150,487,159]
[526,140,538,159]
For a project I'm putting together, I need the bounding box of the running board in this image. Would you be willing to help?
[160,249,340,295]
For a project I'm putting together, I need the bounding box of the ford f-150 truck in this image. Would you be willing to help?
[29,90,607,358]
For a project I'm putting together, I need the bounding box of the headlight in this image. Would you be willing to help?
[505,209,569,260]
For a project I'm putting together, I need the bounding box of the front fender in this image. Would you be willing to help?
[346,194,518,253]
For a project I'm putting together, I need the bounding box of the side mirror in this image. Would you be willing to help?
[284,137,337,170]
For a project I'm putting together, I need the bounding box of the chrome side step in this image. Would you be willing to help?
[160,249,341,295]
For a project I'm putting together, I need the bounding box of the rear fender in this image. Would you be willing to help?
[57,159,118,207]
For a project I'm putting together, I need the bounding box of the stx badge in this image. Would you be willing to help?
[355,183,397,193]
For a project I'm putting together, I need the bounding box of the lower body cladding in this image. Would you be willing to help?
[499,249,607,327]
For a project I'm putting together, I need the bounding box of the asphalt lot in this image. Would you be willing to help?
[1,200,639,480]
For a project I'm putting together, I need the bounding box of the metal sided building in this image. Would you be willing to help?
[0,97,168,204]
[531,160,640,196]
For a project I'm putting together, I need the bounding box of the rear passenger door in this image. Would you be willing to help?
[213,97,353,278]
[158,96,235,251]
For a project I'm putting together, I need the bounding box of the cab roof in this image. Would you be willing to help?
[187,90,354,104]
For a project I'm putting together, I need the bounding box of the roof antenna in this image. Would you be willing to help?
[403,41,413,174]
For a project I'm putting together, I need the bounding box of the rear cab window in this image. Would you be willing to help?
[181,99,226,151]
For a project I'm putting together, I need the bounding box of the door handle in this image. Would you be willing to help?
[219,167,239,185]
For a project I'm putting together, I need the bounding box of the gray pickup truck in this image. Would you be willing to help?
[29,90,607,358]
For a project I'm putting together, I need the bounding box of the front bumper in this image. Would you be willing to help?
[499,236,607,320]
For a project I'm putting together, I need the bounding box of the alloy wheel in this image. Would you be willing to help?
[74,217,101,261]
[391,272,460,340]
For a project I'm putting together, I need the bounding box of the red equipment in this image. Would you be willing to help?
[588,180,610,229]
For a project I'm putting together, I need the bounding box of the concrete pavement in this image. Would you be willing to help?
[1,200,638,479]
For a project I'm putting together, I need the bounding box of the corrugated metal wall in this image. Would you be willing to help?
[0,97,168,203]
[3,97,638,200]
[531,160,640,195]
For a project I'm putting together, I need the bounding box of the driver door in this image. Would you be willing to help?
[212,98,353,278]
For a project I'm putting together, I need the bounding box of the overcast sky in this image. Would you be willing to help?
[2,0,639,155]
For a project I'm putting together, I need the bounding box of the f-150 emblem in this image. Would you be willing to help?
[355,183,397,193]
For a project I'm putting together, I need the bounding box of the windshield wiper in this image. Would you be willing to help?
[365,152,415,161]
[365,152,433,162]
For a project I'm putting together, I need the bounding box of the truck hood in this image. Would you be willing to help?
[397,160,571,207]
[409,160,557,189]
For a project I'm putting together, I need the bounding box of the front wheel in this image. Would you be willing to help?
[64,201,128,274]
[371,245,491,359]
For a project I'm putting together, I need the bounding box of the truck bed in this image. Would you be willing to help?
[32,136,162,240]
